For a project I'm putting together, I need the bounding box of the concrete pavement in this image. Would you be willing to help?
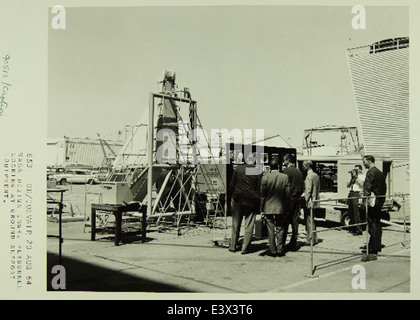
[47,217,410,293]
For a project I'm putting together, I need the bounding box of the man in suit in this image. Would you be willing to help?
[361,155,387,262]
[283,154,303,251]
[260,159,290,257]
[302,160,320,245]
[228,153,262,254]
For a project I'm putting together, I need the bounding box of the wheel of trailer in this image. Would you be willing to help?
[87,179,93,185]
[340,210,350,227]
[59,178,67,185]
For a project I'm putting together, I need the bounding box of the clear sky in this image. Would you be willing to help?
[48,5,408,148]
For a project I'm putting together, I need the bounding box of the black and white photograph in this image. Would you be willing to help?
[43,4,411,293]
[0,0,418,301]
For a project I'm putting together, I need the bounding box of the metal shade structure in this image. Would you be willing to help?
[347,38,409,163]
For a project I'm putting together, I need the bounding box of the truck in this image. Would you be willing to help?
[297,154,398,226]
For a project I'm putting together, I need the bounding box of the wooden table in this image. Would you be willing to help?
[91,203,147,246]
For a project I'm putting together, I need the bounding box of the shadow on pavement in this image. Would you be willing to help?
[47,252,194,292]
[246,242,269,254]
[315,220,345,228]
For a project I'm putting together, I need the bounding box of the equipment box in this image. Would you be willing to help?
[254,218,268,239]
[101,182,133,205]
[314,207,326,220]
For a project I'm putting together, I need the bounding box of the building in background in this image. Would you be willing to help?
[47,136,124,169]
[347,37,409,194]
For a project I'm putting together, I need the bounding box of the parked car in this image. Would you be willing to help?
[47,168,56,180]
[91,169,110,182]
[51,169,100,185]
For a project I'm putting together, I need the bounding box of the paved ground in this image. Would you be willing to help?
[46,185,411,293]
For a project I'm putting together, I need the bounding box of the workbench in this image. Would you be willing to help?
[47,188,68,264]
[90,202,147,246]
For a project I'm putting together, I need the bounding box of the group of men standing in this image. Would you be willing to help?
[228,153,320,257]
[228,153,387,262]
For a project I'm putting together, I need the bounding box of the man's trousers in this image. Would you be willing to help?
[348,191,363,233]
[266,214,288,254]
[367,205,383,254]
[304,207,318,244]
[230,198,258,253]
[287,198,300,246]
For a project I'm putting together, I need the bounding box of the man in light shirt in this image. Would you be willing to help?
[347,165,365,236]
[303,160,320,245]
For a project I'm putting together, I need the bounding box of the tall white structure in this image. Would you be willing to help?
[347,38,409,193]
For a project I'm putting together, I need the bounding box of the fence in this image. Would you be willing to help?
[307,193,410,277]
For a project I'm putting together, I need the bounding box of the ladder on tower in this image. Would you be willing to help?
[177,112,226,228]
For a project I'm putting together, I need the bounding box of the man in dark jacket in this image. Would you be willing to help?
[361,155,387,262]
[282,154,303,251]
[228,154,262,254]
